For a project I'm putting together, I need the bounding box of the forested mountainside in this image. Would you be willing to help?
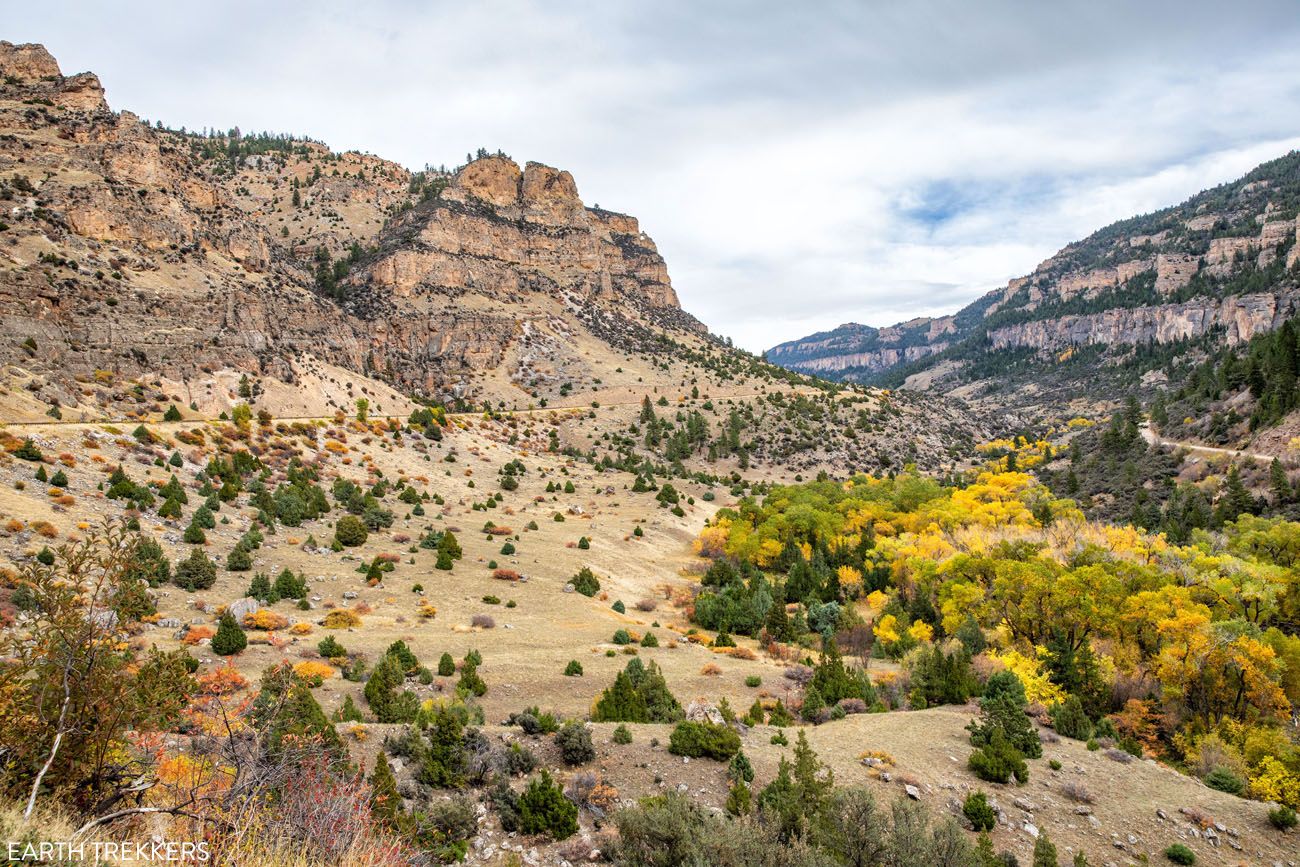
[769,151,1300,415]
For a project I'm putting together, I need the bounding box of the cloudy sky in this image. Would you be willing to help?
[7,1,1300,351]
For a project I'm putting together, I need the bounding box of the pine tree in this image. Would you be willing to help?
[334,694,363,722]
[457,659,487,697]
[801,684,826,721]
[725,781,752,816]
[518,770,577,839]
[791,730,832,816]
[251,666,346,764]
[1270,458,1293,506]
[369,752,402,824]
[728,749,754,784]
[365,653,418,722]
[420,704,466,788]
[592,670,648,722]
[765,598,792,641]
[437,530,462,561]
[767,699,794,726]
[1032,832,1060,867]
[211,612,247,655]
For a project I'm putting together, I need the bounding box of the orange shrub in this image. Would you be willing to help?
[323,610,362,629]
[293,661,335,685]
[289,622,313,636]
[700,663,722,676]
[182,626,216,645]
[493,568,521,581]
[31,521,58,538]
[196,664,249,696]
[243,610,289,631]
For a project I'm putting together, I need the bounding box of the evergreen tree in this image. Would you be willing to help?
[369,752,402,824]
[728,749,755,784]
[518,770,577,839]
[174,548,216,590]
[1270,458,1293,506]
[969,692,1042,758]
[250,665,346,764]
[419,704,466,788]
[365,653,418,722]
[211,612,247,656]
[1032,832,1060,867]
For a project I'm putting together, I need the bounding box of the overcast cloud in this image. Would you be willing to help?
[6,0,1300,351]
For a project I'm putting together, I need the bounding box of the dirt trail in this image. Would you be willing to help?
[1139,422,1276,464]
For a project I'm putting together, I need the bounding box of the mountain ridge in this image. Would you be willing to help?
[768,150,1300,412]
[0,40,708,414]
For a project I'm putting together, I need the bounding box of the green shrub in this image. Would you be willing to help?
[438,652,455,677]
[226,545,252,571]
[571,566,600,597]
[173,548,216,590]
[1204,766,1245,795]
[334,515,368,547]
[1049,695,1092,740]
[612,724,632,744]
[612,628,632,645]
[564,659,583,677]
[668,721,740,760]
[1268,805,1298,830]
[318,636,346,658]
[1164,843,1196,865]
[744,675,762,688]
[640,631,659,648]
[963,791,996,832]
[968,728,1028,784]
[518,771,577,839]
[504,742,536,776]
[556,721,596,765]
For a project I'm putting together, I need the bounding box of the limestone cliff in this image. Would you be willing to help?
[0,42,704,406]
[769,150,1300,408]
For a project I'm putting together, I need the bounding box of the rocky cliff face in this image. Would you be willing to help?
[986,290,1300,352]
[766,318,952,376]
[769,149,1300,407]
[0,43,704,406]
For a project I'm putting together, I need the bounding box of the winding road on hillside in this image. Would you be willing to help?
[1139,422,1276,464]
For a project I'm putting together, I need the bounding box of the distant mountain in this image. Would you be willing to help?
[768,151,1300,414]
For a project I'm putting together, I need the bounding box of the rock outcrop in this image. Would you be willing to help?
[0,44,704,405]
[769,150,1300,409]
